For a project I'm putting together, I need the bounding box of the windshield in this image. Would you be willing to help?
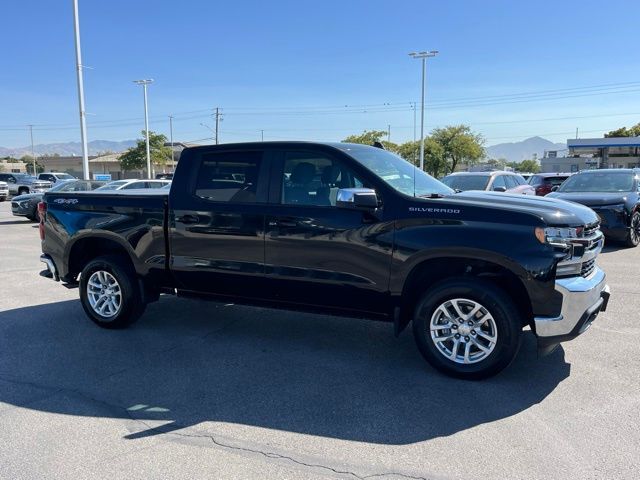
[49,181,93,192]
[340,145,453,197]
[442,175,490,191]
[558,172,635,193]
[56,173,75,180]
[13,174,32,181]
[96,181,128,191]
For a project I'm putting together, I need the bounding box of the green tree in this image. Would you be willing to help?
[342,130,399,152]
[430,125,485,174]
[604,123,640,138]
[518,159,540,173]
[119,131,172,172]
[21,155,44,174]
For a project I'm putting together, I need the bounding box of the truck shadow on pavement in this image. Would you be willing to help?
[0,295,569,445]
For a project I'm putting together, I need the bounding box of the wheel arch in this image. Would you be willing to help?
[395,252,533,336]
[65,232,139,282]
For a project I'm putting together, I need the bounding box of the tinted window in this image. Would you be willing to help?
[504,175,519,189]
[147,182,167,189]
[558,172,635,193]
[441,175,490,191]
[195,151,263,203]
[514,175,527,185]
[547,176,569,187]
[281,152,368,206]
[123,182,146,190]
[491,175,507,189]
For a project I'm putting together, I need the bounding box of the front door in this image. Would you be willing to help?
[264,149,394,316]
[169,147,271,299]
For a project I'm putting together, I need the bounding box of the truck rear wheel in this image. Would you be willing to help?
[79,255,146,329]
[412,277,522,380]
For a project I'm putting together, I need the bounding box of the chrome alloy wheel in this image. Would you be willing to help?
[429,298,498,364]
[87,270,122,318]
[630,214,640,246]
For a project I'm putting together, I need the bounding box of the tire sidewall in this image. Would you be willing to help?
[79,256,141,329]
[413,277,522,379]
[626,212,640,247]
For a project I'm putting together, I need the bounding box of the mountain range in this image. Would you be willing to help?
[0,140,137,158]
[485,136,566,162]
[1,136,567,163]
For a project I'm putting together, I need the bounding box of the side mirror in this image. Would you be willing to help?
[336,188,379,209]
[551,186,559,192]
[493,186,507,192]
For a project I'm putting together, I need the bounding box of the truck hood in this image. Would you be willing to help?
[443,190,599,226]
[546,191,633,207]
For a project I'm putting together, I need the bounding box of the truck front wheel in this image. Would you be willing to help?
[412,277,522,380]
[79,255,146,329]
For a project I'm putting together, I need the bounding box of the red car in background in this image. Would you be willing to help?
[528,173,573,196]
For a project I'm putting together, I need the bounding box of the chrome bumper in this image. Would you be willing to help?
[535,266,609,339]
[40,254,59,281]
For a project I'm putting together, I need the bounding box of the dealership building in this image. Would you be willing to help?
[541,137,640,172]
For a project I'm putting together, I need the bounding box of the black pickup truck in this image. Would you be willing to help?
[39,142,610,379]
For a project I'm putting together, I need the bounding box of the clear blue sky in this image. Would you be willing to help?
[3,0,640,149]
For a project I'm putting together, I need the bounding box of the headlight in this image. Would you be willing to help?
[19,200,32,208]
[535,227,578,244]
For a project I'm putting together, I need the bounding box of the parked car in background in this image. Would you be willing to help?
[38,172,77,184]
[95,179,171,191]
[528,172,573,196]
[155,173,174,180]
[547,169,640,247]
[12,179,106,221]
[441,171,535,195]
[0,181,8,201]
[0,173,52,196]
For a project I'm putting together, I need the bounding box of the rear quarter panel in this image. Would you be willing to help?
[43,192,167,280]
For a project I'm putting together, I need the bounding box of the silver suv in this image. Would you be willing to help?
[0,181,8,201]
[0,173,52,196]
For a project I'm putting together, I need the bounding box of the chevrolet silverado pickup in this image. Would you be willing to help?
[39,142,610,379]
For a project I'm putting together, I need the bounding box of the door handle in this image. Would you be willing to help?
[176,214,200,224]
[268,218,298,228]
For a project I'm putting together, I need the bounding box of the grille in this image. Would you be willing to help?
[11,202,19,208]
[583,222,600,238]
[581,258,596,278]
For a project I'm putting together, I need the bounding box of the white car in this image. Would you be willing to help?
[38,172,77,184]
[0,181,8,201]
[95,179,171,191]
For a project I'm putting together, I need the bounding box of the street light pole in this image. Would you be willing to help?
[133,79,154,178]
[409,51,438,170]
[72,0,90,180]
[168,115,174,173]
[28,125,37,175]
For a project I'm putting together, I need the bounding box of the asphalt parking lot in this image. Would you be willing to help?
[0,200,638,480]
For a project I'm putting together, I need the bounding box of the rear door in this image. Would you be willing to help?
[169,147,272,298]
[263,148,394,315]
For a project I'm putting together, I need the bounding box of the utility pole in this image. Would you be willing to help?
[409,50,438,170]
[133,79,154,178]
[261,129,264,142]
[576,127,579,139]
[387,124,391,143]
[168,115,174,173]
[28,125,37,175]
[72,0,90,180]
[213,107,222,145]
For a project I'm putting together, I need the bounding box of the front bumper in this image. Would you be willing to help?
[11,201,33,217]
[535,266,609,354]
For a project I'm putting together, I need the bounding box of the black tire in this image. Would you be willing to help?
[412,277,522,380]
[27,206,38,222]
[79,255,146,329]
[624,212,640,248]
